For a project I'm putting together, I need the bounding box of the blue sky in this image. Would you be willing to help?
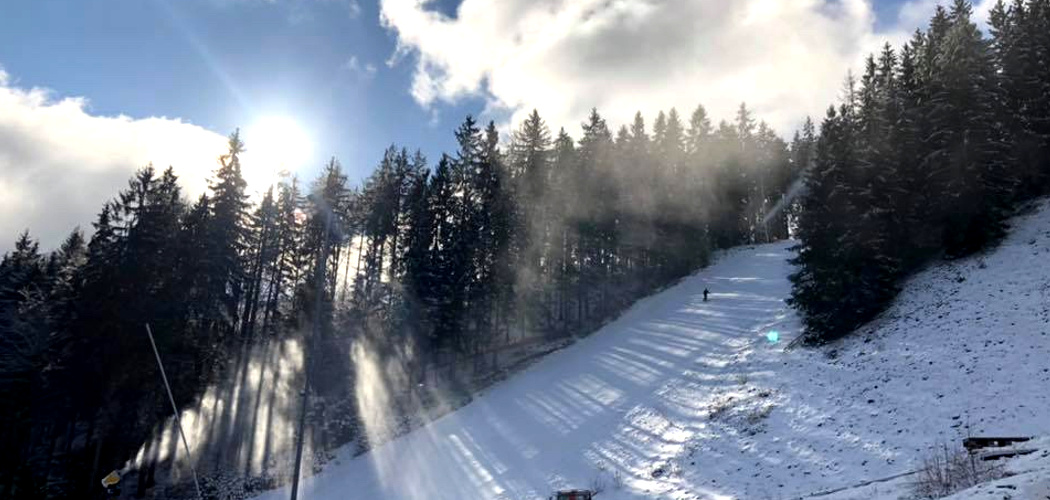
[3,0,982,249]
[0,0,486,183]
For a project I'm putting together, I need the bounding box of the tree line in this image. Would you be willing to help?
[790,0,1050,343]
[0,100,797,496]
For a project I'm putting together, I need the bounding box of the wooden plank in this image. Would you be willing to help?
[962,436,1032,451]
[979,448,1039,461]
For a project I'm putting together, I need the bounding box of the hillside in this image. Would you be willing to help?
[253,200,1050,500]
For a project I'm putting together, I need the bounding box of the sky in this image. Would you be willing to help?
[0,0,997,251]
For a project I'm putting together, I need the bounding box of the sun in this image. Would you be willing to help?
[242,115,312,191]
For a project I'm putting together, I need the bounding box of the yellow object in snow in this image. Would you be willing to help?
[101,470,120,487]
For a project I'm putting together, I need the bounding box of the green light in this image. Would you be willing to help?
[766,330,779,343]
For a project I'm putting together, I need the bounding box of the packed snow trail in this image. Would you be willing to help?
[255,242,800,500]
[253,200,1050,500]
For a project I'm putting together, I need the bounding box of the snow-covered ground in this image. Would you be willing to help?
[940,437,1050,500]
[253,200,1050,500]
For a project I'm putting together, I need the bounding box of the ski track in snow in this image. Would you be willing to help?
[253,200,1050,500]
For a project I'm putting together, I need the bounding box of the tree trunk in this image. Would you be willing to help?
[87,432,104,498]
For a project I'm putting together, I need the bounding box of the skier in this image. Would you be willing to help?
[703,288,709,302]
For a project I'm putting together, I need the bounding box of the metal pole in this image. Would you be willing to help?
[145,323,204,500]
[289,353,310,500]
[290,200,332,500]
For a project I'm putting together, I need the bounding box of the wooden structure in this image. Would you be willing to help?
[552,490,594,500]
[963,436,1038,461]
[962,436,1031,451]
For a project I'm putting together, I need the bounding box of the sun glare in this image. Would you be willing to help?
[242,115,312,192]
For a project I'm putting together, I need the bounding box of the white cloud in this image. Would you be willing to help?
[380,0,992,136]
[0,67,228,251]
[347,0,362,19]
[345,55,379,80]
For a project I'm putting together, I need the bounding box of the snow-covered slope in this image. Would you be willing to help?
[940,438,1050,500]
[253,200,1050,500]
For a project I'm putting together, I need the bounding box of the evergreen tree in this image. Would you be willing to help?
[790,107,856,341]
[207,131,252,338]
[927,0,1014,255]
[426,155,463,358]
[400,167,433,366]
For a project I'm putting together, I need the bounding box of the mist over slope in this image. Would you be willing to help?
[253,200,1050,500]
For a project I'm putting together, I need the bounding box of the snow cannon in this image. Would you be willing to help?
[550,489,594,500]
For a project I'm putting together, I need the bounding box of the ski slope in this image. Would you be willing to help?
[253,200,1050,500]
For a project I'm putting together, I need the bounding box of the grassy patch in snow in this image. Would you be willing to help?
[910,443,1005,499]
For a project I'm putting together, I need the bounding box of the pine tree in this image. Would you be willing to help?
[400,167,433,367]
[359,148,400,303]
[895,37,940,264]
[508,110,553,334]
[990,0,1050,196]
[470,121,513,366]
[269,177,306,333]
[786,117,817,232]
[549,128,577,332]
[843,49,902,328]
[621,111,654,287]
[927,0,1014,255]
[208,131,252,338]
[0,230,47,386]
[790,107,855,341]
[426,155,463,358]
[240,186,280,339]
[0,231,49,496]
[576,109,615,323]
[301,159,350,338]
[684,104,714,266]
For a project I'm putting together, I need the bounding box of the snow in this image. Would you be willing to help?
[252,199,1050,500]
